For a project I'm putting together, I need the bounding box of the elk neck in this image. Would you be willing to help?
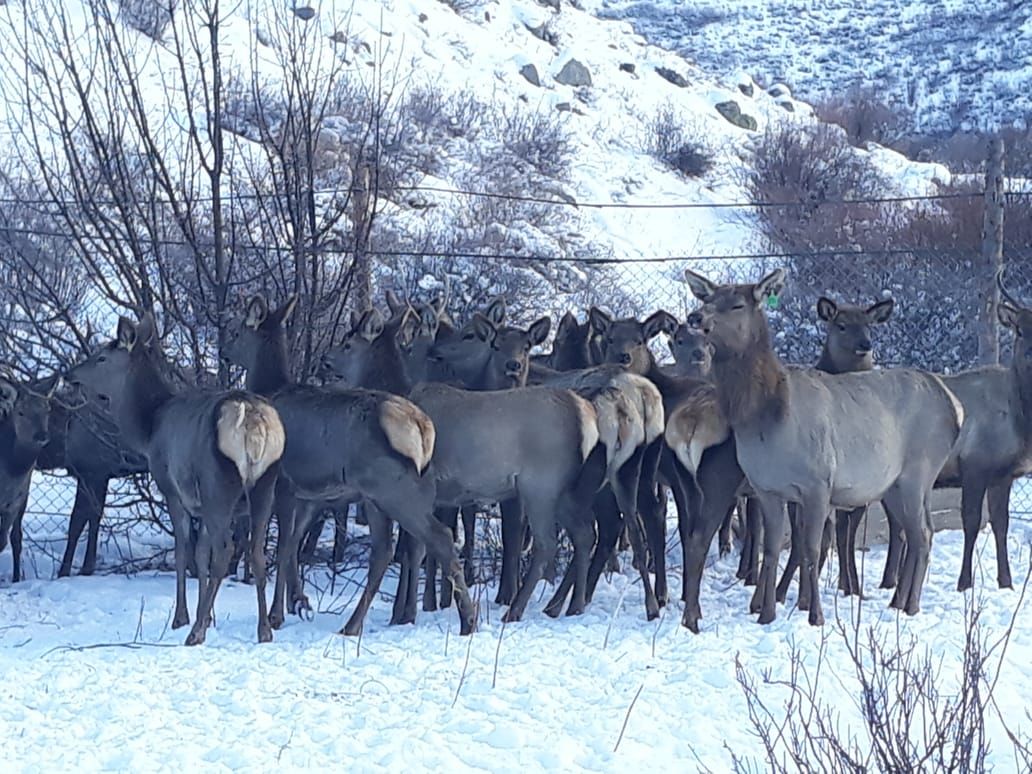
[246,331,292,395]
[0,417,42,477]
[711,332,789,428]
[362,326,413,395]
[815,346,872,375]
[120,351,176,456]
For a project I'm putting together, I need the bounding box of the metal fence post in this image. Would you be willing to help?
[979,138,1005,365]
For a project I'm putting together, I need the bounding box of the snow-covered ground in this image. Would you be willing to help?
[593,0,1032,135]
[2,517,1031,770]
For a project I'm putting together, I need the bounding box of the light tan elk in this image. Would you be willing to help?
[684,268,963,626]
[67,315,284,645]
[776,295,895,605]
[223,295,476,636]
[935,270,1032,592]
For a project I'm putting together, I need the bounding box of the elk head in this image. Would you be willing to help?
[684,268,786,361]
[588,308,675,375]
[998,269,1032,381]
[816,296,893,372]
[666,322,713,377]
[222,294,298,373]
[429,313,550,389]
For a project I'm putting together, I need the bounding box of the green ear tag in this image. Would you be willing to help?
[766,293,780,310]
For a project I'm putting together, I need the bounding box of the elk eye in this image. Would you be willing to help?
[837,324,846,332]
[732,304,745,311]
[97,355,107,364]
[462,333,476,340]
[343,342,352,351]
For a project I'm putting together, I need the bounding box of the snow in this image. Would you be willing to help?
[2,517,1031,770]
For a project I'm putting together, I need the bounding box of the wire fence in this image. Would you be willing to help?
[7,215,1032,579]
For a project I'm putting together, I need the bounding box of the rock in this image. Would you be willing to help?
[520,64,541,87]
[292,4,316,21]
[715,100,758,131]
[738,82,754,97]
[619,62,636,75]
[556,102,572,112]
[655,66,689,88]
[418,13,428,22]
[778,100,795,112]
[768,83,791,99]
[555,59,592,87]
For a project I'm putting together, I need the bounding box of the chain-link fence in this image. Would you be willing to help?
[9,246,1032,581]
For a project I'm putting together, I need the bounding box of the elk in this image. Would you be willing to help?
[933,271,1032,593]
[776,295,895,605]
[448,315,665,619]
[684,268,963,626]
[223,295,476,636]
[664,322,713,379]
[323,306,603,622]
[0,371,60,582]
[67,315,284,645]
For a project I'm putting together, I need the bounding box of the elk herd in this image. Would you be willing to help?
[0,267,1028,646]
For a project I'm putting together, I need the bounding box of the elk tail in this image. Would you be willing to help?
[380,396,436,474]
[216,397,286,488]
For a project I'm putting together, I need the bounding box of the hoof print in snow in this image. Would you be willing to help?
[715,100,758,131]
[520,64,541,87]
[556,59,592,88]
[655,66,688,88]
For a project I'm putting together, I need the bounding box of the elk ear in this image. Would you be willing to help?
[816,297,837,322]
[865,298,894,325]
[484,296,507,325]
[999,302,1021,330]
[116,317,138,351]
[588,307,612,336]
[528,317,551,347]
[471,313,497,344]
[349,309,362,331]
[643,310,676,340]
[357,309,384,342]
[753,268,786,304]
[396,312,418,350]
[418,304,440,338]
[0,377,16,419]
[272,295,299,328]
[135,313,156,347]
[384,289,405,317]
[556,310,578,337]
[245,295,269,329]
[683,269,718,301]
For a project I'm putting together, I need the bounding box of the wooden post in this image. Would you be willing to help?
[978,138,1005,365]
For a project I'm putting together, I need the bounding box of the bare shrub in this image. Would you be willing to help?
[642,105,713,178]
[117,0,178,40]
[813,85,910,149]
[731,582,1032,773]
[494,105,574,179]
[437,0,484,16]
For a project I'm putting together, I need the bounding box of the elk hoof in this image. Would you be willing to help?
[681,612,701,634]
[757,607,776,625]
[292,597,314,621]
[494,589,514,607]
[172,610,190,630]
[955,577,973,593]
[339,621,362,637]
[257,624,273,643]
[269,611,284,630]
[185,628,206,646]
[542,601,563,619]
[390,612,416,626]
[422,596,438,613]
[808,609,825,627]
[501,608,522,624]
[565,601,585,617]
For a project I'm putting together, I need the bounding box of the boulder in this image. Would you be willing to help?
[655,66,689,88]
[555,59,592,87]
[520,64,542,87]
[715,100,758,131]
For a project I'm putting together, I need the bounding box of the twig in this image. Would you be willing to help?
[613,682,645,752]
[451,633,474,708]
[492,618,507,689]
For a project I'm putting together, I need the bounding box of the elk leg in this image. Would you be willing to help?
[776,503,802,605]
[987,480,1013,589]
[718,509,734,557]
[81,476,107,577]
[838,506,865,597]
[797,499,829,627]
[249,472,277,643]
[10,505,24,583]
[563,508,595,617]
[503,496,559,624]
[495,498,523,606]
[392,531,424,627]
[331,507,348,566]
[957,472,989,592]
[60,475,106,577]
[738,497,762,586]
[186,525,213,645]
[287,500,320,616]
[269,495,296,630]
[461,504,477,588]
[879,499,905,589]
[169,499,192,630]
[342,505,393,636]
[752,493,786,625]
[585,489,622,602]
[887,485,932,615]
[439,508,462,609]
[423,508,448,612]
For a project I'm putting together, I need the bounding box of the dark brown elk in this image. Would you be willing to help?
[223,295,476,636]
[67,315,284,645]
[0,372,59,582]
[323,308,603,622]
[684,268,963,626]
[776,295,895,605]
[935,271,1032,592]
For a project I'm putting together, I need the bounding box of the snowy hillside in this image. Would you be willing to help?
[593,0,1032,136]
[0,0,955,284]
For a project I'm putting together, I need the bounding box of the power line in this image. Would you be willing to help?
[0,184,989,212]
[0,221,989,264]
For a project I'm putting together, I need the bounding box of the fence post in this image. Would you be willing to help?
[978,138,1005,366]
